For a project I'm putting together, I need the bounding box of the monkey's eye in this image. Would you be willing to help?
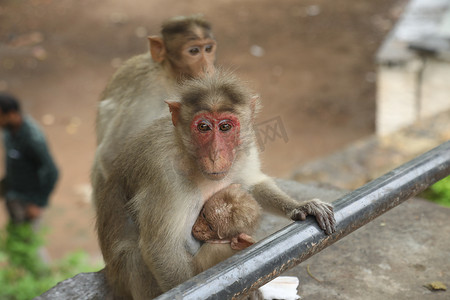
[208,224,214,231]
[205,45,214,53]
[219,123,232,132]
[188,47,200,55]
[197,122,211,132]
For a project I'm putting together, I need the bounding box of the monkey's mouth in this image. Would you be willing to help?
[204,171,227,180]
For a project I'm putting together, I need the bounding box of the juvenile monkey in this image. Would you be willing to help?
[192,184,261,273]
[94,71,336,299]
[94,14,216,180]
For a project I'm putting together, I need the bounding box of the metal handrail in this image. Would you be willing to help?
[155,141,450,300]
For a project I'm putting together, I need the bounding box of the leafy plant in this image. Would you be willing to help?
[421,175,450,207]
[0,223,103,300]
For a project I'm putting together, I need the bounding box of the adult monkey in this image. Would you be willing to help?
[95,15,216,179]
[95,71,335,299]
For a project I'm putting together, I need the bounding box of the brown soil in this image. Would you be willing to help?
[0,0,407,260]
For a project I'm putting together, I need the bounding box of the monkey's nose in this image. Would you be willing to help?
[209,148,221,162]
[204,65,215,75]
[193,227,203,234]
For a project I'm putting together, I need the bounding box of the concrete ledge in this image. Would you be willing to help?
[35,270,111,300]
[293,111,450,190]
[284,197,450,300]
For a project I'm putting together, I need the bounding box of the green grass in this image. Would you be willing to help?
[420,175,450,207]
[0,223,103,300]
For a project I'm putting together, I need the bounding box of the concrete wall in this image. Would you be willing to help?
[376,0,450,136]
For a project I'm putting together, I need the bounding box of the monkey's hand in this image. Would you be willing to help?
[288,199,336,235]
[230,233,256,250]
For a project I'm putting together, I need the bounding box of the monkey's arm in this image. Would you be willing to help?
[193,243,237,274]
[250,177,336,235]
[96,98,117,145]
[140,237,195,291]
[136,193,198,292]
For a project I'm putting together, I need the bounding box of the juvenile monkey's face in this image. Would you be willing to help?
[170,27,216,77]
[192,207,219,241]
[177,39,216,77]
[190,111,240,181]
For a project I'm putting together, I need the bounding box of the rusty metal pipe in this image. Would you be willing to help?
[155,141,450,300]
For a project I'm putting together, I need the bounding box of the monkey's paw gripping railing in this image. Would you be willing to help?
[155,141,450,300]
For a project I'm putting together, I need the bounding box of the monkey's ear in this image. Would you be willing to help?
[165,101,181,127]
[148,36,166,63]
[217,226,224,240]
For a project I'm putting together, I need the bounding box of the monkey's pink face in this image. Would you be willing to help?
[191,112,240,181]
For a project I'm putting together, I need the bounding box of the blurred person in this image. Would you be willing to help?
[0,92,58,231]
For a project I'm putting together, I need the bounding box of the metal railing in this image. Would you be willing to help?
[155,141,450,300]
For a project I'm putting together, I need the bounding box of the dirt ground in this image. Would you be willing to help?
[0,0,407,261]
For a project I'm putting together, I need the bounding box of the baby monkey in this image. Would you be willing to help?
[192,184,261,273]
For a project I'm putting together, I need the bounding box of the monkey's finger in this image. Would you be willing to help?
[321,206,336,234]
[327,209,336,230]
[328,215,337,234]
[315,215,327,233]
[316,214,335,235]
[290,209,307,221]
[329,213,337,228]
[298,210,307,221]
[325,219,335,235]
[320,212,336,235]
